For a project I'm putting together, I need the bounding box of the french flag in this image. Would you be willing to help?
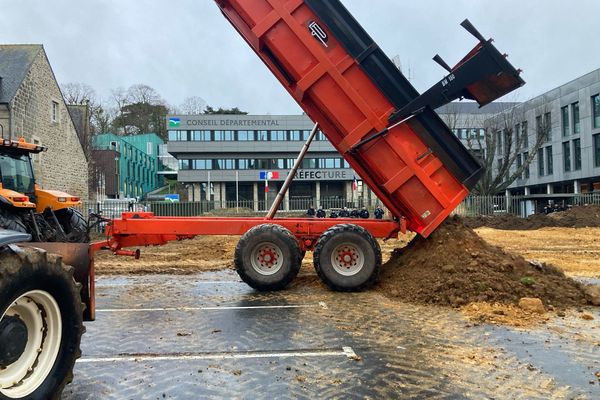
[352,175,358,191]
[259,171,280,180]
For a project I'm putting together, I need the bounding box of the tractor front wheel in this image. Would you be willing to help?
[55,208,88,243]
[0,246,84,400]
[235,224,302,291]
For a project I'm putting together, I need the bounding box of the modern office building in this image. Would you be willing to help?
[91,133,164,199]
[166,114,373,210]
[436,101,519,160]
[486,68,600,200]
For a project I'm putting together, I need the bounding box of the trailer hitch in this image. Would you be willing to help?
[388,19,524,124]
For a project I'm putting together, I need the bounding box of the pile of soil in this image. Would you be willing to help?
[462,204,600,230]
[375,216,590,308]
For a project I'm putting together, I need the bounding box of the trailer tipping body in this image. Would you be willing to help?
[215,0,524,237]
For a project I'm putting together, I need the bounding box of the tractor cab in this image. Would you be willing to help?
[0,138,43,208]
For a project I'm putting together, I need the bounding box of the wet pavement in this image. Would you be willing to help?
[63,270,599,399]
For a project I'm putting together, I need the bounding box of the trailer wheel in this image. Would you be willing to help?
[0,246,84,400]
[55,208,88,243]
[235,224,302,291]
[313,224,381,291]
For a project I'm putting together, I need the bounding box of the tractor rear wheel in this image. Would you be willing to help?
[0,210,26,234]
[235,224,302,291]
[55,208,88,243]
[313,224,381,291]
[0,246,84,400]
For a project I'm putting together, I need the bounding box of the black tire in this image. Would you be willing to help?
[0,246,84,400]
[0,209,27,233]
[234,224,302,291]
[55,208,88,243]
[313,224,381,291]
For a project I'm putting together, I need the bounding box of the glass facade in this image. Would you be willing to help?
[593,94,600,129]
[178,158,349,170]
[561,106,569,136]
[594,134,600,167]
[571,102,580,134]
[546,146,553,175]
[573,138,581,170]
[563,141,571,172]
[167,129,323,142]
[523,151,530,179]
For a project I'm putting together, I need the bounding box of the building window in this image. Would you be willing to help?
[51,101,59,122]
[516,153,522,179]
[594,134,600,167]
[270,130,286,141]
[179,160,190,170]
[593,94,600,129]
[573,138,581,171]
[237,130,255,141]
[256,131,268,141]
[546,146,553,175]
[214,130,234,141]
[571,102,580,134]
[538,148,544,177]
[168,130,188,141]
[290,130,306,141]
[343,160,350,169]
[316,131,327,141]
[191,130,211,141]
[561,106,569,137]
[544,112,552,142]
[521,121,528,148]
[523,151,530,178]
[214,159,235,170]
[563,141,571,172]
[302,158,318,169]
[495,131,502,156]
[192,160,212,170]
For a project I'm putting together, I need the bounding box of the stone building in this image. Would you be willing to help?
[0,44,89,198]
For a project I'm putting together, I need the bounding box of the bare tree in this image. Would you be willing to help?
[110,87,131,135]
[179,96,207,115]
[127,84,164,105]
[61,82,97,105]
[468,101,551,195]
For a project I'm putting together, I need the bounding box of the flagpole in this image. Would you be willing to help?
[236,170,239,212]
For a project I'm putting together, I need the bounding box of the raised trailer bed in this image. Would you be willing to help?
[215,0,523,237]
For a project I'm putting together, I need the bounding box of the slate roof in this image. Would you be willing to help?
[0,45,42,104]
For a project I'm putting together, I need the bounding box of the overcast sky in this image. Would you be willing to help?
[1,0,599,114]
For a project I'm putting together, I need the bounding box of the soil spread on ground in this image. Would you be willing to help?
[462,204,600,230]
[374,216,590,308]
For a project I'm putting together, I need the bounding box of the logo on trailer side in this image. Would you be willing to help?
[308,21,328,48]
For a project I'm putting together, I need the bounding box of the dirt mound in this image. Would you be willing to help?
[462,204,600,230]
[375,216,590,308]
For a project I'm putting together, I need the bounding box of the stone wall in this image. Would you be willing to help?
[9,50,89,198]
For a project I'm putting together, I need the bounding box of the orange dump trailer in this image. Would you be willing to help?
[96,1,525,294]
[215,0,524,237]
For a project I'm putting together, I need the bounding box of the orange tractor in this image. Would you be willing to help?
[0,138,87,243]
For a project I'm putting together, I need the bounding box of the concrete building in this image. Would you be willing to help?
[166,114,372,210]
[0,44,89,197]
[436,101,520,160]
[487,68,600,203]
[92,133,164,199]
